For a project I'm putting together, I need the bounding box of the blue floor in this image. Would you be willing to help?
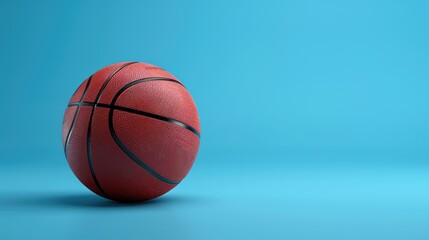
[1,152,428,240]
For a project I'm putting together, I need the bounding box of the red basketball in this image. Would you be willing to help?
[62,62,201,202]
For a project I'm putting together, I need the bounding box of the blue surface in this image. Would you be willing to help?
[1,1,429,239]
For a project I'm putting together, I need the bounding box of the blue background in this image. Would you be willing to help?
[1,0,428,239]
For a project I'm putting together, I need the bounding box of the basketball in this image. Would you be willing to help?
[62,62,201,202]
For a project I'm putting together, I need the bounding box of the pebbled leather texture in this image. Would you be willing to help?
[62,62,200,202]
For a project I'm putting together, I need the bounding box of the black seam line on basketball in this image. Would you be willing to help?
[67,101,200,138]
[64,76,93,154]
[107,77,191,185]
[109,110,180,184]
[71,77,89,97]
[86,62,138,197]
[67,77,197,137]
[94,62,139,101]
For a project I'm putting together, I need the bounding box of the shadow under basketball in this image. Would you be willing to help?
[1,192,211,210]
[50,193,169,208]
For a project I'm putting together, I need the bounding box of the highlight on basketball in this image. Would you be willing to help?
[62,62,201,202]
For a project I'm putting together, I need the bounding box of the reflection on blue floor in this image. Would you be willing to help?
[1,153,428,240]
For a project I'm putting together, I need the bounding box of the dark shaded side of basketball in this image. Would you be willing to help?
[62,62,201,202]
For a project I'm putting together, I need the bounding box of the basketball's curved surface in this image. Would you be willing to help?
[62,62,201,202]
